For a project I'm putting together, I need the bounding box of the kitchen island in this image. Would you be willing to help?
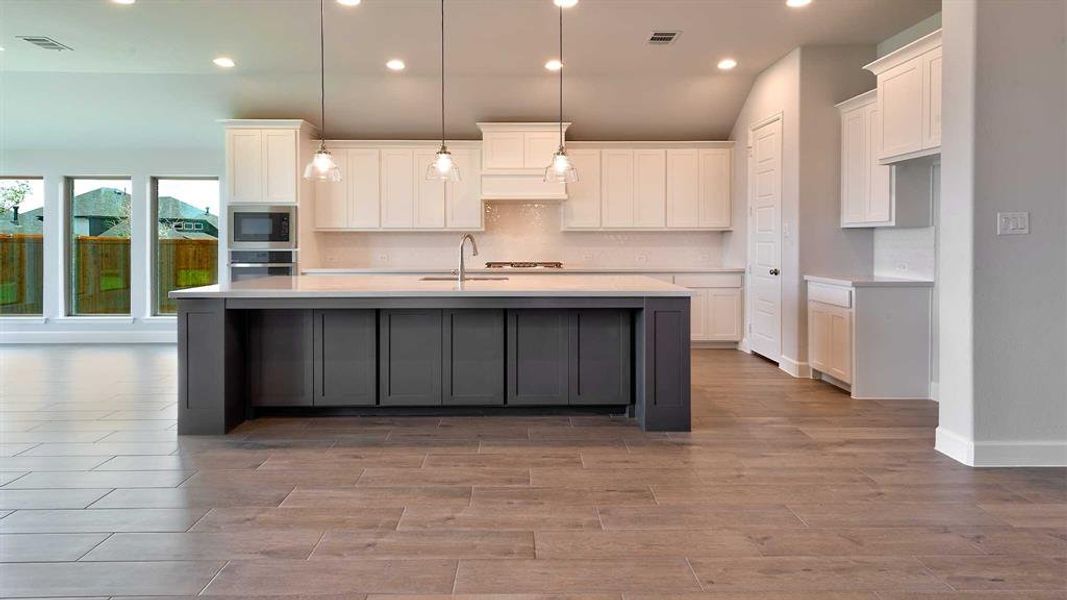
[170,274,692,434]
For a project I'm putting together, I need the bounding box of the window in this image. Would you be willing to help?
[153,178,220,314]
[68,178,132,315]
[0,178,45,315]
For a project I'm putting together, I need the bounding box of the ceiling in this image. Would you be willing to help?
[0,0,940,149]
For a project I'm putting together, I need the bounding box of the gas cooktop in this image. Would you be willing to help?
[484,261,564,269]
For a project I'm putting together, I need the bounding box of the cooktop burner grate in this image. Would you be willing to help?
[484,261,564,269]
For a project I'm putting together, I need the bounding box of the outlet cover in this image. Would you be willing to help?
[997,212,1030,235]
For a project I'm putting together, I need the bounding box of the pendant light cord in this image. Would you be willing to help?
[440,0,446,147]
[319,0,326,140]
[558,4,563,148]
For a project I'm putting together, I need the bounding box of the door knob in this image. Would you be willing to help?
[769,268,780,276]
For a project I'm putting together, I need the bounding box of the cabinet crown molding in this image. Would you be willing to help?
[477,122,572,133]
[864,29,942,75]
[220,119,316,133]
[834,89,877,112]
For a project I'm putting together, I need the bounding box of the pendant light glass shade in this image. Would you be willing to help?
[544,3,577,184]
[425,0,461,182]
[544,146,578,183]
[303,0,341,182]
[426,145,461,181]
[304,142,342,182]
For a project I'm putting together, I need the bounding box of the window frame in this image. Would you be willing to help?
[150,176,221,316]
[0,176,47,317]
[65,176,134,317]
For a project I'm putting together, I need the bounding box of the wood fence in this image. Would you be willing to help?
[0,234,44,315]
[156,238,217,314]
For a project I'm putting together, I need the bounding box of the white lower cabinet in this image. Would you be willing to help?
[806,277,932,399]
[673,273,744,342]
[314,144,483,231]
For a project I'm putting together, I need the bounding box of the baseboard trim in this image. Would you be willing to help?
[0,330,177,344]
[778,355,811,378]
[936,427,1067,467]
[935,426,975,466]
[738,337,752,354]
[929,381,939,403]
[691,341,741,349]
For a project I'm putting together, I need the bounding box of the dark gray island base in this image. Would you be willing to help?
[173,275,691,434]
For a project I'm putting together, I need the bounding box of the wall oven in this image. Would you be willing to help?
[229,250,297,283]
[228,204,296,250]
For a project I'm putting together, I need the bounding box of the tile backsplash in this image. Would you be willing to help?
[314,202,725,269]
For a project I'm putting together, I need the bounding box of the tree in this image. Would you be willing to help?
[0,181,31,213]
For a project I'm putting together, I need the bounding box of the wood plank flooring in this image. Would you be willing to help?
[0,344,1064,599]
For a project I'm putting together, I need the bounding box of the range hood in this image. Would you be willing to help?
[477,122,571,201]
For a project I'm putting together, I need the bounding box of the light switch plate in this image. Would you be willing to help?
[996,212,1030,236]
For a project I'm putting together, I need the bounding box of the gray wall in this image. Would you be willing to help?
[939,0,1067,464]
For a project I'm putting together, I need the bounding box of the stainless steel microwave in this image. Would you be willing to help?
[227,204,296,250]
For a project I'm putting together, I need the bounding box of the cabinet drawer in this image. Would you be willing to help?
[808,283,852,308]
[674,273,742,288]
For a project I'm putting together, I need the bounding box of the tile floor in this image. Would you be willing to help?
[0,344,1064,599]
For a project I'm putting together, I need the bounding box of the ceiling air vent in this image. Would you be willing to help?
[647,31,680,45]
[18,36,73,51]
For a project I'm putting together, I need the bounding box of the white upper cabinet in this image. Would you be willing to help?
[838,90,932,228]
[225,121,310,205]
[562,144,732,231]
[313,144,482,232]
[865,30,942,163]
[560,149,601,229]
[483,131,525,170]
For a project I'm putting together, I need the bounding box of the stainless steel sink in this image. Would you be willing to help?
[419,276,509,282]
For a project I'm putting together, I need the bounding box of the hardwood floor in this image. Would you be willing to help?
[0,344,1064,599]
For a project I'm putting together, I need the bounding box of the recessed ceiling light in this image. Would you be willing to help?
[386,59,406,71]
[554,0,578,7]
[337,0,361,5]
[111,0,136,4]
[717,58,737,70]
[786,0,812,7]
[0,47,5,52]
[544,59,563,71]
[213,56,235,68]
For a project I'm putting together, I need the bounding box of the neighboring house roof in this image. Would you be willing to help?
[0,188,218,237]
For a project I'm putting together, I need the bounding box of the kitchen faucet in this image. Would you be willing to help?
[458,233,479,284]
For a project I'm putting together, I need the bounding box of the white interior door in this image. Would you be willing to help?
[748,115,783,362]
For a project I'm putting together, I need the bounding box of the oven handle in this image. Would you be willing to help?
[229,263,296,268]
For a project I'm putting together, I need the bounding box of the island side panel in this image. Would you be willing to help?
[177,298,246,435]
[635,296,692,431]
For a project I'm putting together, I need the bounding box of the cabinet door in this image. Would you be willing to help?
[263,129,298,204]
[808,303,830,374]
[444,309,504,406]
[561,149,601,229]
[248,309,314,407]
[379,309,442,406]
[569,310,631,405]
[313,310,376,406]
[228,130,262,204]
[601,150,635,228]
[878,55,925,160]
[349,149,381,229]
[314,149,348,229]
[828,307,852,383]
[922,47,942,150]
[666,149,699,228]
[380,148,415,228]
[867,106,892,223]
[698,148,731,228]
[706,288,742,341]
[840,107,869,225]
[689,288,709,340]
[506,310,569,405]
[634,149,666,228]
[524,131,560,170]
[445,148,483,230]
[414,148,446,229]
[483,131,525,169]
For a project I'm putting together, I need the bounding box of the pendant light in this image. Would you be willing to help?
[304,0,342,182]
[544,1,578,183]
[426,0,460,181]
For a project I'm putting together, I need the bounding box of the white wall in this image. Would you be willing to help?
[937,0,1067,466]
[729,46,875,370]
[313,202,725,270]
[0,147,223,343]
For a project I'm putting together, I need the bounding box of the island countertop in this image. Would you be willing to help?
[170,273,694,299]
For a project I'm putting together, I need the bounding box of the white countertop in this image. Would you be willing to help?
[804,274,935,288]
[171,274,693,299]
[304,266,745,275]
